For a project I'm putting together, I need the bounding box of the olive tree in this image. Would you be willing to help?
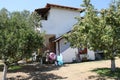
[65,0,120,72]
[0,8,43,80]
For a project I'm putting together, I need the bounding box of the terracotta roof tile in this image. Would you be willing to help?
[46,3,83,12]
[35,3,83,14]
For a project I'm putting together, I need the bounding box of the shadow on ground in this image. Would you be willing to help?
[88,67,120,80]
[0,63,68,80]
[8,72,67,80]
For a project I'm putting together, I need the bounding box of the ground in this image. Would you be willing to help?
[0,58,120,80]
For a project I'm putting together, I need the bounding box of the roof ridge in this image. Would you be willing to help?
[45,3,83,12]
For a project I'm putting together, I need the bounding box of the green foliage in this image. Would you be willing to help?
[92,68,120,78]
[0,8,43,64]
[30,12,42,28]
[8,65,22,70]
[65,0,120,59]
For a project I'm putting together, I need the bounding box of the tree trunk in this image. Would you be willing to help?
[111,58,116,72]
[2,63,7,80]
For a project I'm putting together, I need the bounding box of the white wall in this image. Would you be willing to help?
[62,47,78,63]
[41,7,80,37]
[56,39,78,63]
[56,38,95,63]
[87,49,95,60]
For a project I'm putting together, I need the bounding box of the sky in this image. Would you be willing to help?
[0,0,112,12]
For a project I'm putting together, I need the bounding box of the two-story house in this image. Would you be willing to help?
[35,3,95,63]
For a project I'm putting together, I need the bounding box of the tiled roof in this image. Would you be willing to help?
[45,3,83,12]
[35,3,83,15]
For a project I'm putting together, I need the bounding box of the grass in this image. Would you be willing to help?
[92,68,120,78]
[0,62,23,71]
[8,65,22,70]
[0,65,23,72]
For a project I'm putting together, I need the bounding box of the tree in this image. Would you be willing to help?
[0,8,43,80]
[64,0,120,72]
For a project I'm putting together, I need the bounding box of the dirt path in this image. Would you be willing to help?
[0,58,120,80]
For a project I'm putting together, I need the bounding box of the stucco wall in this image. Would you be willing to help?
[41,7,80,37]
[56,39,78,63]
[87,49,95,60]
[56,38,95,62]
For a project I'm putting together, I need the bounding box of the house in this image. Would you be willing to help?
[35,3,95,63]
